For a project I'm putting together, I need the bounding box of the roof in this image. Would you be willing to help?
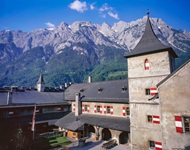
[0,90,68,107]
[55,112,130,132]
[37,74,45,84]
[65,80,129,103]
[157,58,190,87]
[12,90,65,104]
[124,15,177,58]
[55,112,79,131]
[0,91,8,105]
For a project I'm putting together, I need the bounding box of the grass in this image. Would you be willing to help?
[32,135,71,149]
[49,136,71,147]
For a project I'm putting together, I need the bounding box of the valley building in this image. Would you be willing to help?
[55,78,130,145]
[0,75,70,136]
[56,14,190,150]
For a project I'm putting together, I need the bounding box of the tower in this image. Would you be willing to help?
[125,14,177,149]
[37,74,45,92]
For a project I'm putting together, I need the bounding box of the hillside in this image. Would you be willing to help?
[0,16,190,87]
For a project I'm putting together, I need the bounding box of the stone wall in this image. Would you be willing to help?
[159,61,190,149]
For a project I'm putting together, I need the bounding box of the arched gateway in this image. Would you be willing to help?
[119,131,128,144]
[102,128,112,141]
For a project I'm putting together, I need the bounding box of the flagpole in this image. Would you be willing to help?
[31,104,36,140]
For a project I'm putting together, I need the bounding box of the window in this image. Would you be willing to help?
[126,107,130,115]
[107,106,110,114]
[149,141,162,149]
[97,106,100,113]
[147,115,153,122]
[145,59,150,70]
[145,88,150,95]
[98,88,103,92]
[84,105,88,111]
[122,86,127,92]
[184,116,190,132]
[149,140,155,148]
[73,132,76,136]
[122,106,130,116]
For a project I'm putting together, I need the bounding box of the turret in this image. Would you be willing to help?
[37,74,45,92]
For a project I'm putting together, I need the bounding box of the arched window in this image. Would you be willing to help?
[145,59,150,70]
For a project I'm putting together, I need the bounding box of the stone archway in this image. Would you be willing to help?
[119,131,128,144]
[102,128,112,141]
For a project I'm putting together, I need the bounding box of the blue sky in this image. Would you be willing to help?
[0,0,189,32]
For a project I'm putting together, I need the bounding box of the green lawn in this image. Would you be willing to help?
[49,136,71,147]
[32,136,71,149]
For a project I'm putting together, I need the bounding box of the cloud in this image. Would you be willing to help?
[99,3,113,12]
[69,0,87,13]
[108,11,119,20]
[45,22,55,28]
[90,2,96,10]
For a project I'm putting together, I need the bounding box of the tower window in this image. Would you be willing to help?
[184,116,190,132]
[149,140,155,148]
[147,115,153,122]
[144,59,150,70]
[145,88,150,95]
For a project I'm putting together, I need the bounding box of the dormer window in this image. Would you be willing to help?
[80,89,85,92]
[98,88,103,92]
[122,86,127,92]
[144,59,150,70]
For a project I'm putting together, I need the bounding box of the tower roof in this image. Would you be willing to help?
[37,74,45,84]
[124,15,177,58]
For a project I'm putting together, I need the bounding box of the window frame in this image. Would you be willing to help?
[97,106,100,113]
[84,105,88,112]
[183,116,190,132]
[126,107,130,116]
[106,106,110,114]
[149,140,155,148]
[147,115,153,123]
[145,88,151,95]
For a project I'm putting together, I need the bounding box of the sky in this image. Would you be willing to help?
[0,0,190,32]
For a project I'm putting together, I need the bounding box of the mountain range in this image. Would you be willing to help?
[0,16,190,87]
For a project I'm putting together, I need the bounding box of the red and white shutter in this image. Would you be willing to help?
[87,105,90,112]
[145,59,150,70]
[100,105,102,114]
[73,104,75,112]
[175,116,183,133]
[110,106,113,115]
[122,106,126,116]
[153,116,160,124]
[155,141,162,150]
[82,104,84,112]
[94,105,96,113]
[150,87,158,96]
[104,106,107,114]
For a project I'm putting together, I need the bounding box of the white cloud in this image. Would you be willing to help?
[45,22,55,28]
[69,0,87,13]
[99,3,113,12]
[108,11,119,20]
[90,2,96,10]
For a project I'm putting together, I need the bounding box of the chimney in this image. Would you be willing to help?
[65,83,68,88]
[75,93,82,116]
[7,91,12,105]
[88,76,92,83]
